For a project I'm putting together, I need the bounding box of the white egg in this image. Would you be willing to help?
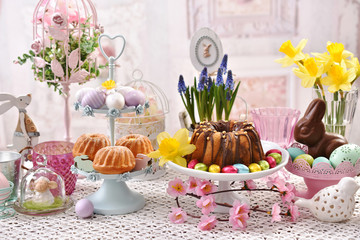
[106,92,125,109]
[116,86,135,96]
[75,88,93,102]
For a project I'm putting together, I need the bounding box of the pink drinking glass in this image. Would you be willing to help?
[32,141,76,195]
[250,107,300,149]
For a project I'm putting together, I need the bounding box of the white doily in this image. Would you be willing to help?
[1,168,360,240]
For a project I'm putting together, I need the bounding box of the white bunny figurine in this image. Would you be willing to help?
[0,93,40,151]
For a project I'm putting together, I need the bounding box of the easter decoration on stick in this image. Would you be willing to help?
[0,93,40,152]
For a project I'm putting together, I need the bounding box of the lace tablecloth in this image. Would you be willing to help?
[1,168,360,240]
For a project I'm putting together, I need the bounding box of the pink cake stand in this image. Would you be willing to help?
[286,158,360,199]
[168,140,289,213]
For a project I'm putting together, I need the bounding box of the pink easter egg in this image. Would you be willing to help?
[266,149,282,156]
[0,172,9,189]
[75,87,93,102]
[265,156,277,168]
[124,90,146,107]
[187,159,199,169]
[81,89,106,109]
[75,199,94,218]
[221,165,238,173]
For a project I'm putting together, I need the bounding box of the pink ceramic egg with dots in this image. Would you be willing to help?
[124,90,145,106]
[81,89,106,109]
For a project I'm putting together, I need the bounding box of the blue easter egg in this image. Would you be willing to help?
[233,164,250,173]
[312,156,331,168]
[287,147,306,162]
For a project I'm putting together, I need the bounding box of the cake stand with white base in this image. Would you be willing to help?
[167,140,289,213]
[71,166,152,215]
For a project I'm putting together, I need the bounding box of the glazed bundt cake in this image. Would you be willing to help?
[115,134,154,157]
[72,133,111,160]
[93,146,135,174]
[186,120,265,168]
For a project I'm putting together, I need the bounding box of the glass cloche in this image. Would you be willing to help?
[14,155,72,215]
[113,70,169,148]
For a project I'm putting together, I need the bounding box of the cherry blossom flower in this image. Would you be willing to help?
[196,195,216,215]
[229,200,250,216]
[287,203,300,222]
[198,215,218,231]
[229,213,249,230]
[271,203,281,223]
[167,178,188,197]
[186,176,199,194]
[281,184,296,203]
[244,180,257,190]
[195,180,217,196]
[168,207,187,224]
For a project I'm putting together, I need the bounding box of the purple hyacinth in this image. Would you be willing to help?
[200,67,208,81]
[197,76,205,91]
[216,68,224,86]
[207,76,213,92]
[178,75,187,94]
[225,70,234,91]
[226,91,231,101]
[220,54,228,75]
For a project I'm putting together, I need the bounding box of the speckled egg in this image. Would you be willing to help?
[233,164,249,173]
[124,90,146,106]
[81,89,106,109]
[312,156,331,168]
[287,147,306,162]
[106,92,125,109]
[75,87,93,102]
[329,144,360,168]
[75,199,94,218]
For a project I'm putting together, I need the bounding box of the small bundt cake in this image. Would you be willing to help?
[93,146,135,174]
[72,133,111,160]
[186,120,265,168]
[115,134,154,158]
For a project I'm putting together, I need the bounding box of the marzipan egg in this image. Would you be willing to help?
[329,144,360,168]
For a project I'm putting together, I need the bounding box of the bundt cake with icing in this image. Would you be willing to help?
[72,133,111,160]
[115,134,154,158]
[186,120,265,168]
[93,146,135,174]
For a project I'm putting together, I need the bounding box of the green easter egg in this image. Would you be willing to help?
[258,160,270,170]
[294,154,314,167]
[268,153,282,164]
[194,163,208,171]
[329,144,360,168]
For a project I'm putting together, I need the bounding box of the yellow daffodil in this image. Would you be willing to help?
[148,128,196,167]
[275,39,308,67]
[348,57,360,78]
[292,57,324,88]
[321,62,356,93]
[312,42,353,72]
[101,80,116,90]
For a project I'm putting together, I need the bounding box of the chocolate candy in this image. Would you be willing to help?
[208,164,221,173]
[188,159,199,169]
[194,163,208,171]
[233,163,249,173]
[221,165,238,173]
[248,163,262,172]
[265,156,277,168]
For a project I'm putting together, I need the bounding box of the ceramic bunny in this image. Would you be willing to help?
[295,177,360,222]
[0,93,40,152]
[294,98,347,159]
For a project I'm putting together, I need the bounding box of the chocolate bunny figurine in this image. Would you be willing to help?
[0,93,40,152]
[294,98,347,159]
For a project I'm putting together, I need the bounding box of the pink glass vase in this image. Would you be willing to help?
[32,141,76,195]
[250,107,300,148]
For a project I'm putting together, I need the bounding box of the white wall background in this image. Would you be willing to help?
[1,0,360,150]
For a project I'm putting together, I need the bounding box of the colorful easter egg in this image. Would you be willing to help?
[208,164,221,173]
[194,163,208,171]
[287,147,306,161]
[312,156,331,168]
[295,154,314,167]
[106,92,125,109]
[329,144,360,168]
[233,163,249,173]
[268,153,282,164]
[125,90,146,106]
[266,149,282,156]
[265,156,277,168]
[188,159,199,169]
[248,163,262,172]
[258,160,270,170]
[221,165,238,173]
[75,87,93,102]
[75,199,94,218]
[81,89,106,109]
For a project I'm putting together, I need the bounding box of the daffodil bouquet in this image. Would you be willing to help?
[178,54,240,126]
[276,39,359,136]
